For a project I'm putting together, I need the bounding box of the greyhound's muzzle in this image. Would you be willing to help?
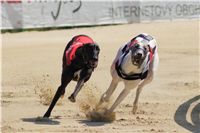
[88,58,98,68]
[132,49,145,66]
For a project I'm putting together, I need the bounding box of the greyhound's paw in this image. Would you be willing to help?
[43,113,50,118]
[68,95,76,103]
[132,106,138,114]
[104,109,112,116]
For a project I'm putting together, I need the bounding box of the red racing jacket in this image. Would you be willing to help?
[65,35,94,65]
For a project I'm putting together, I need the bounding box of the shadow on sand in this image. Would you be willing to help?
[174,95,200,133]
[78,120,110,127]
[22,117,60,125]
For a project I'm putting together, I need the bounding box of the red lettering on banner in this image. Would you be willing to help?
[0,0,22,3]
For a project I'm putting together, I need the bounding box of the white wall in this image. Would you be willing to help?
[1,0,200,30]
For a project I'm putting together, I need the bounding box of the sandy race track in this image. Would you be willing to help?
[1,20,200,133]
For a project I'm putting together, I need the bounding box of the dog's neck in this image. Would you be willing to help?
[121,51,145,75]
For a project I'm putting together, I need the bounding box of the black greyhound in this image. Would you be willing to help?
[43,35,100,118]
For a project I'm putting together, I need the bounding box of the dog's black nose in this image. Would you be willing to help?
[92,58,98,61]
[136,53,142,59]
[92,55,98,61]
[88,59,98,68]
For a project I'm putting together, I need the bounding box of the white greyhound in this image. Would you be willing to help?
[97,33,159,114]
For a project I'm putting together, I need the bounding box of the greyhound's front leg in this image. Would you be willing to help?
[96,79,118,109]
[106,87,131,114]
[68,68,93,102]
[132,84,144,114]
[132,72,153,114]
[68,79,84,102]
[43,68,72,118]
